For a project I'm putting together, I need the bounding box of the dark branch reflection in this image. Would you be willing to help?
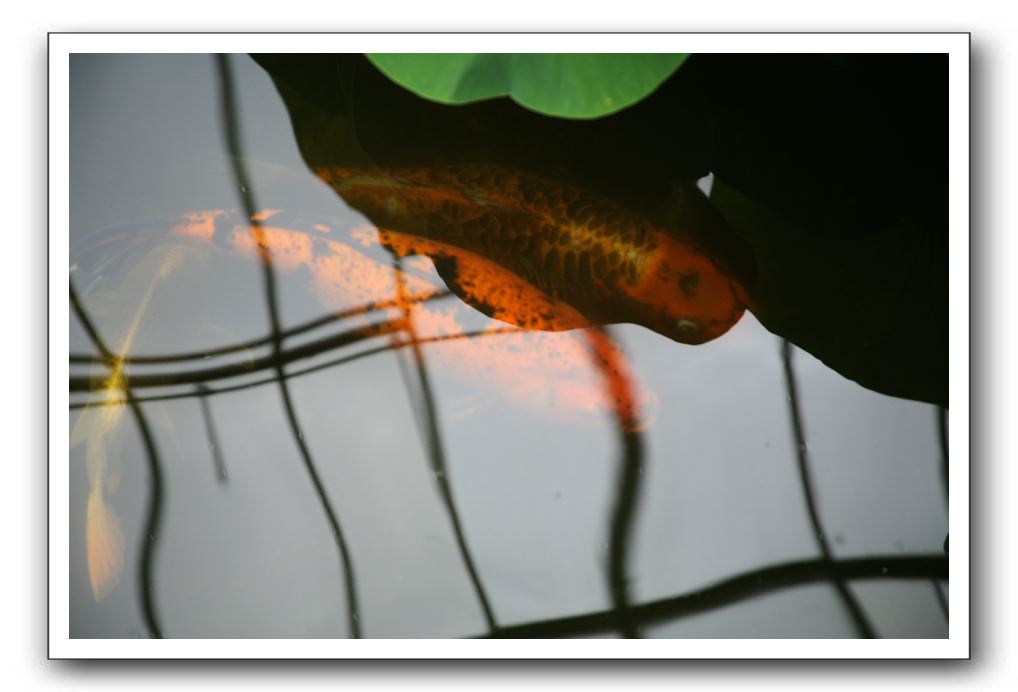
[585,327,645,639]
[69,326,518,410]
[70,281,164,639]
[196,384,228,483]
[68,201,947,641]
[65,54,947,642]
[482,553,947,639]
[608,427,644,639]
[937,405,948,504]
[69,290,452,366]
[933,406,949,621]
[69,312,404,392]
[780,339,876,638]
[932,580,949,621]
[391,257,498,633]
[125,393,166,639]
[216,53,361,638]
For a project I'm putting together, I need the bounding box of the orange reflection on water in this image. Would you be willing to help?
[167,210,657,429]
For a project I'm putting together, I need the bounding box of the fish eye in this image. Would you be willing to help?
[675,318,700,335]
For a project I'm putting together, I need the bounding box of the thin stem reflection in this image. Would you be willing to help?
[484,553,947,639]
[391,256,498,633]
[217,52,361,638]
[585,327,645,639]
[780,339,876,639]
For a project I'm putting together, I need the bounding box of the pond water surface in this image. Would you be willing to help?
[68,53,948,639]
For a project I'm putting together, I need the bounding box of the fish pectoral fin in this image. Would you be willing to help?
[430,254,502,323]
[86,492,124,601]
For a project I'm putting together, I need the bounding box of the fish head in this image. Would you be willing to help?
[631,236,749,345]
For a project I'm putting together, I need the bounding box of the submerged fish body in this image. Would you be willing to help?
[315,164,748,345]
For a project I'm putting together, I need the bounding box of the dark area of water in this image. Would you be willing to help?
[68,54,948,639]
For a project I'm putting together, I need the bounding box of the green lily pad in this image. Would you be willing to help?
[365,53,689,119]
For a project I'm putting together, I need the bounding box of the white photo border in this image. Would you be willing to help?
[48,31,969,659]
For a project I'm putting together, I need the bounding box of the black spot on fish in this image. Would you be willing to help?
[593,254,607,278]
[608,250,620,267]
[432,255,462,292]
[470,298,499,320]
[679,272,700,297]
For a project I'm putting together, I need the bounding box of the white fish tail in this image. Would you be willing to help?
[86,490,124,601]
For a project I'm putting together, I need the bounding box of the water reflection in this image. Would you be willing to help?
[69,281,164,638]
[71,202,951,638]
[391,255,498,633]
[216,52,362,638]
[780,340,875,638]
[68,198,658,636]
[195,384,229,483]
[485,555,948,638]
[67,53,949,640]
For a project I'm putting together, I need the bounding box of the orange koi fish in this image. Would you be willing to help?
[314,164,748,345]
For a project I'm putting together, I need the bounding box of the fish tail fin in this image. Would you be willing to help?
[86,491,124,601]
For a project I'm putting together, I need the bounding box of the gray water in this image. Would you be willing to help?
[68,53,948,639]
